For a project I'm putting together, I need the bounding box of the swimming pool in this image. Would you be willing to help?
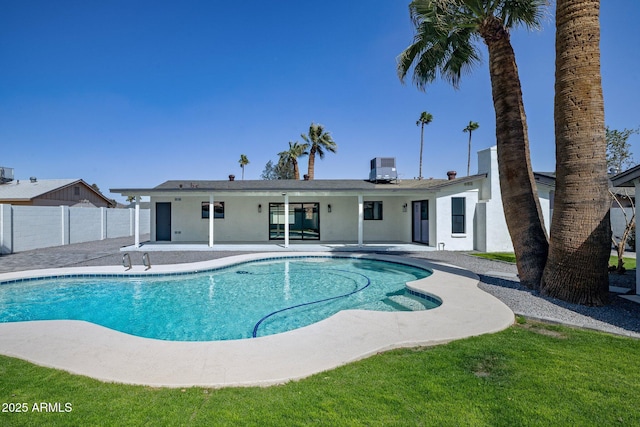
[0,257,439,341]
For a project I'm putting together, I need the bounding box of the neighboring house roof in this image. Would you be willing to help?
[125,201,151,209]
[611,164,640,188]
[534,172,556,187]
[0,178,114,207]
[0,179,79,201]
[533,169,637,200]
[111,174,488,196]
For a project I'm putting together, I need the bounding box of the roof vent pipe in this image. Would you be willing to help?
[228,174,235,181]
[30,177,37,183]
[303,174,310,181]
[447,171,457,180]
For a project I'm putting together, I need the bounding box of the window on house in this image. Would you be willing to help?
[364,201,383,220]
[451,197,465,233]
[74,186,80,196]
[202,201,224,219]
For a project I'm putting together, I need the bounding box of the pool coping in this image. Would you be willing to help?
[0,252,514,388]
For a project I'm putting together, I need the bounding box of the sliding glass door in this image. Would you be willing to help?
[269,203,320,240]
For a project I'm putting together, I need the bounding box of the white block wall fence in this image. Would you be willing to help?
[0,204,150,254]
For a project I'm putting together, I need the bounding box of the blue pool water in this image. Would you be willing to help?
[0,257,438,341]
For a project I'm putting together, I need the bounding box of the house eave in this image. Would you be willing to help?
[611,165,640,188]
[111,174,487,198]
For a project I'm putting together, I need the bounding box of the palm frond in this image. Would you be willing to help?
[398,0,481,91]
[498,0,549,30]
[399,0,547,91]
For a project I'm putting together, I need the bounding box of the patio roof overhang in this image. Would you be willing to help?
[110,174,487,199]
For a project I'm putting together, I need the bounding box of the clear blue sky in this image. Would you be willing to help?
[1,1,639,202]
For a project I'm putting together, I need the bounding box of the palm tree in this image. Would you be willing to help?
[540,0,610,305]
[397,0,549,289]
[463,121,480,176]
[301,123,337,180]
[416,112,433,179]
[278,141,309,180]
[238,154,249,180]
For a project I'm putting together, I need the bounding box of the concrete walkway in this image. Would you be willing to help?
[120,240,440,252]
[0,242,514,387]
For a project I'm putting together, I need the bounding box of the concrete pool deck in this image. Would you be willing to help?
[0,252,514,388]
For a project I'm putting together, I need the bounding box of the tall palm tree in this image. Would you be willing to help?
[397,0,549,289]
[416,112,433,179]
[540,0,609,305]
[238,154,249,180]
[301,123,337,180]
[278,141,308,180]
[463,121,480,176]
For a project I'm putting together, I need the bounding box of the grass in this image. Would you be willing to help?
[472,252,637,270]
[1,320,640,426]
[472,252,519,263]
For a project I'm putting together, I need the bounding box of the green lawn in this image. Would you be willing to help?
[472,252,637,270]
[1,320,639,426]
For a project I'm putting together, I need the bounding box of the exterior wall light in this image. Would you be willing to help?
[258,204,262,213]
[327,204,332,213]
[402,203,408,212]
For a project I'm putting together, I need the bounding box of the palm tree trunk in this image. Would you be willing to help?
[293,160,300,180]
[540,0,609,305]
[467,131,472,176]
[481,17,549,289]
[419,124,424,179]
[307,146,317,180]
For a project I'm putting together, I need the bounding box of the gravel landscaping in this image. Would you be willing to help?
[408,251,640,338]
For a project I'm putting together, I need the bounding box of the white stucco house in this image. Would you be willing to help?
[111,146,554,252]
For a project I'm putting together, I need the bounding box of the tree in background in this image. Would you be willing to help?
[606,126,639,173]
[238,154,249,180]
[301,123,337,180]
[261,159,295,180]
[416,112,433,179]
[463,121,480,176]
[609,188,635,274]
[541,0,610,305]
[278,141,309,180]
[397,0,549,289]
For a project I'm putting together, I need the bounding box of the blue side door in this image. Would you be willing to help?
[156,202,171,241]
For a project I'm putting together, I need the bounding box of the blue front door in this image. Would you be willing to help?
[156,202,171,241]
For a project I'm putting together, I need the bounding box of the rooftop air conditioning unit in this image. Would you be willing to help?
[369,157,397,183]
[0,167,14,184]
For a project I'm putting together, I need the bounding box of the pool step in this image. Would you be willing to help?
[382,295,427,311]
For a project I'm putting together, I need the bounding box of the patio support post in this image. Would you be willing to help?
[358,194,363,246]
[209,194,214,248]
[60,205,70,246]
[0,204,12,255]
[134,196,140,248]
[284,193,289,248]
